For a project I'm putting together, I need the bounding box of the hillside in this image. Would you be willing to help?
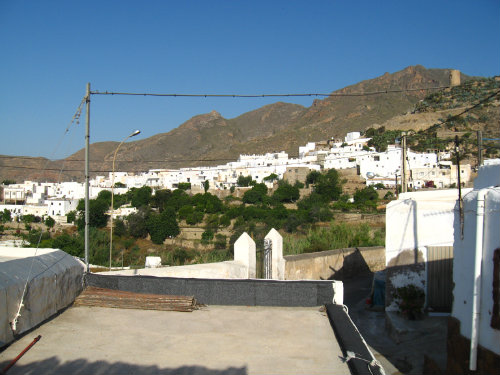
[2,65,497,183]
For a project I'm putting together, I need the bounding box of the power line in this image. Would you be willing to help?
[90,86,451,98]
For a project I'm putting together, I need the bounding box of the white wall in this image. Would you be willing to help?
[386,189,471,265]
[452,187,500,355]
[385,188,471,311]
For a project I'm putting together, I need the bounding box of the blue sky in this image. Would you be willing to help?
[1,0,499,159]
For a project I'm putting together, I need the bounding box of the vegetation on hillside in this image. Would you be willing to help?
[364,77,500,161]
[4,169,388,268]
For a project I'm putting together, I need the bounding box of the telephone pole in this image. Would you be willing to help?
[477,130,483,168]
[85,83,90,272]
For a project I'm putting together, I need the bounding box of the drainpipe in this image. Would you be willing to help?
[469,188,488,371]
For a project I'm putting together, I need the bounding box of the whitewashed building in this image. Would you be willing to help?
[47,199,79,217]
[449,159,500,372]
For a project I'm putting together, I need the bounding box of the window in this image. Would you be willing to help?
[374,156,380,161]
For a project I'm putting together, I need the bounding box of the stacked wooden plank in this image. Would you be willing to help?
[74,287,198,312]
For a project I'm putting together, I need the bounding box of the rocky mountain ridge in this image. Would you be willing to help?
[1,65,488,183]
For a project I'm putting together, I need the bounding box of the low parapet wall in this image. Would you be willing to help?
[103,261,249,279]
[0,248,84,347]
[85,273,343,307]
[284,246,385,280]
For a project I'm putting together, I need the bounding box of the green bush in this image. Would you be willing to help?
[393,284,425,320]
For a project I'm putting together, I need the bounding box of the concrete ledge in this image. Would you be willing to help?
[326,304,384,375]
[85,273,342,307]
[102,261,249,279]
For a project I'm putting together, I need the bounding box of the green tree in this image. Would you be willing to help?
[151,189,172,212]
[45,216,55,229]
[22,214,35,225]
[237,175,253,187]
[178,205,194,220]
[165,189,191,211]
[305,170,321,187]
[76,198,109,230]
[66,210,76,224]
[130,186,152,208]
[1,209,12,223]
[203,180,210,193]
[263,173,278,183]
[113,218,127,237]
[201,230,214,244]
[314,169,343,201]
[353,186,379,210]
[186,211,204,225]
[242,183,268,204]
[97,190,112,206]
[2,179,16,185]
[177,182,191,190]
[127,209,149,238]
[272,180,299,203]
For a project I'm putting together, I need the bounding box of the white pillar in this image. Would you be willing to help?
[234,232,256,278]
[265,228,285,280]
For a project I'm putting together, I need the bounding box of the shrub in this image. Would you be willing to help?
[393,284,425,320]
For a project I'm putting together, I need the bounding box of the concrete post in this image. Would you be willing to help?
[265,228,285,280]
[234,232,256,278]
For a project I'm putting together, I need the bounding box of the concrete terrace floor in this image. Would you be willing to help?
[0,305,349,375]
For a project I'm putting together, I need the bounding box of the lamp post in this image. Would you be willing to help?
[110,130,140,270]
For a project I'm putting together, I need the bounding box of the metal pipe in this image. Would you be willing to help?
[469,188,488,371]
[2,335,41,374]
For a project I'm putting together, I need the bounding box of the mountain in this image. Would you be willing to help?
[1,65,486,183]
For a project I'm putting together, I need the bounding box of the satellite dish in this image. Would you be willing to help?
[366,172,375,179]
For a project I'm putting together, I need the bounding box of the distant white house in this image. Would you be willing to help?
[47,199,79,217]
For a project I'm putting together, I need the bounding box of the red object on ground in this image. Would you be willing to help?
[1,335,41,374]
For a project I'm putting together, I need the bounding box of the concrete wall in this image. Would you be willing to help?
[0,248,84,347]
[85,273,343,307]
[452,187,500,356]
[284,246,385,281]
[384,189,471,311]
[103,261,249,279]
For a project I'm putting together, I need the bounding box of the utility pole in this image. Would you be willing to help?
[85,83,90,272]
[477,130,483,168]
[455,135,464,239]
[401,132,407,193]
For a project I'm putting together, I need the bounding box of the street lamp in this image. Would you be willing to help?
[110,130,141,270]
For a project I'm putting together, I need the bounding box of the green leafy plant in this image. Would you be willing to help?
[393,284,425,320]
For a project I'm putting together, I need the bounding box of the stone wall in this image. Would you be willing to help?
[284,246,385,281]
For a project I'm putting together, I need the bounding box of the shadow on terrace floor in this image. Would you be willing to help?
[0,357,247,375]
[343,275,447,375]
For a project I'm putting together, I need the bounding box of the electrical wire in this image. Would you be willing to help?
[90,85,451,98]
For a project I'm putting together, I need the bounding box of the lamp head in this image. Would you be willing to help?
[131,130,141,137]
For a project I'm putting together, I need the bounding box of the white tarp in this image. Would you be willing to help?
[0,247,84,347]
